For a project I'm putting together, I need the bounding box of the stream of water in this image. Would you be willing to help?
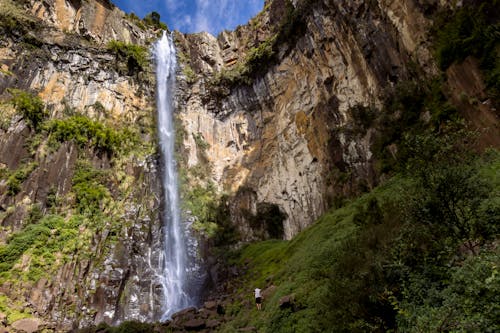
[154,31,197,320]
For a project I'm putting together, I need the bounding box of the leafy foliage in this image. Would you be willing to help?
[8,89,46,130]
[72,161,111,215]
[107,40,149,73]
[184,183,219,237]
[77,321,160,333]
[219,143,499,332]
[371,78,458,174]
[6,162,38,196]
[434,1,500,99]
[0,215,80,274]
[47,114,136,155]
[398,250,500,332]
[214,0,316,87]
[143,11,167,30]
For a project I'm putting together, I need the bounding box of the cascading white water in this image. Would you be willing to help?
[154,32,196,320]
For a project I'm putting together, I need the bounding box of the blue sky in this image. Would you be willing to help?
[112,0,264,35]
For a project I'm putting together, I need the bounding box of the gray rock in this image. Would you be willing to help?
[11,318,43,333]
[183,318,205,331]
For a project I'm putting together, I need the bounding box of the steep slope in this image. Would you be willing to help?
[215,150,499,332]
[0,0,165,329]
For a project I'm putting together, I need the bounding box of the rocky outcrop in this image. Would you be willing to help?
[29,0,155,45]
[174,0,443,239]
[0,0,164,329]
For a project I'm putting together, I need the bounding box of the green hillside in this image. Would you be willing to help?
[219,146,499,332]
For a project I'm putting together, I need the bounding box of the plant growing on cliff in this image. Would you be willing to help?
[434,1,500,100]
[213,0,315,87]
[72,161,111,216]
[6,162,38,196]
[107,40,149,73]
[8,89,46,131]
[47,114,137,155]
[184,182,219,238]
[143,11,168,31]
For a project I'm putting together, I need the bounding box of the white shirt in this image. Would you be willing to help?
[254,288,262,298]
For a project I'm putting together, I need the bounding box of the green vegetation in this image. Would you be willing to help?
[72,161,111,215]
[177,51,197,84]
[125,11,168,31]
[6,162,38,196]
[124,12,146,30]
[0,214,81,274]
[182,63,197,84]
[192,132,210,151]
[47,114,137,155]
[0,0,38,34]
[435,1,499,94]
[219,145,499,332]
[0,295,32,324]
[184,183,219,238]
[143,11,168,31]
[434,1,500,103]
[214,0,315,87]
[370,77,458,174]
[107,40,149,73]
[8,89,46,131]
[77,321,160,333]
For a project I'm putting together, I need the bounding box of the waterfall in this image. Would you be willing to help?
[154,32,200,320]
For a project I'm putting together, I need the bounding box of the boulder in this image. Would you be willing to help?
[206,319,220,329]
[171,306,197,320]
[262,285,277,299]
[183,318,205,331]
[203,300,217,310]
[279,295,295,309]
[11,318,42,333]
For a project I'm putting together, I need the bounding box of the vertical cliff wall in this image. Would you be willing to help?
[0,0,166,329]
[173,0,433,240]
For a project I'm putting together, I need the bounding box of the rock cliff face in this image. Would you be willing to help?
[174,0,441,240]
[0,0,163,329]
[0,0,497,330]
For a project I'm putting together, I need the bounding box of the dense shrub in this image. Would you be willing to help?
[0,214,83,282]
[219,144,499,332]
[371,78,458,174]
[107,40,149,73]
[77,321,156,333]
[434,1,500,98]
[143,11,167,30]
[72,161,111,215]
[0,215,72,273]
[8,89,46,130]
[47,115,135,155]
[0,223,50,272]
[397,250,500,332]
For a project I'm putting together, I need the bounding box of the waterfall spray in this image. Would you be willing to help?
[154,31,197,320]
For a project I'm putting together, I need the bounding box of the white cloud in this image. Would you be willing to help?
[193,0,251,34]
[164,0,182,13]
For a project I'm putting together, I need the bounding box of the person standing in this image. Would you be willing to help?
[254,288,262,310]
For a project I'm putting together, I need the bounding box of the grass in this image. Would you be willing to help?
[218,149,499,332]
